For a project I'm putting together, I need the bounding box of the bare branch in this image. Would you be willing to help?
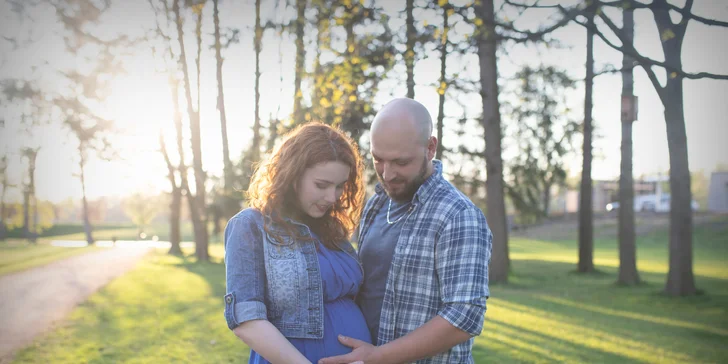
[601,0,728,27]
[503,0,559,9]
[562,4,728,81]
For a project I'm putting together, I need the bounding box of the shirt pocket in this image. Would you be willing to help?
[265,231,296,259]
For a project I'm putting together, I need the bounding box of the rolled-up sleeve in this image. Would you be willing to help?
[436,207,492,336]
[224,212,268,331]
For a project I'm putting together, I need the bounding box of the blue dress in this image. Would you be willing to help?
[248,240,372,363]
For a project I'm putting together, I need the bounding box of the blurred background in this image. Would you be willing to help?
[0,0,727,363]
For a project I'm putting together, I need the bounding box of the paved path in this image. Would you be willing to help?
[0,246,150,363]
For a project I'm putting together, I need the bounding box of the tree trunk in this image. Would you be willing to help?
[617,8,640,285]
[173,0,208,261]
[663,86,695,295]
[23,188,31,242]
[30,152,38,243]
[577,9,595,273]
[543,182,551,217]
[0,157,6,241]
[477,0,509,283]
[213,0,233,192]
[160,133,182,255]
[293,0,306,125]
[435,5,448,161]
[0,191,6,241]
[168,186,182,255]
[252,0,263,164]
[78,146,94,246]
[405,0,415,99]
[651,0,696,296]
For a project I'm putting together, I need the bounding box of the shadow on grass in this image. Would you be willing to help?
[487,259,728,363]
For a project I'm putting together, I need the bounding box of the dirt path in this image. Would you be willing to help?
[0,245,150,363]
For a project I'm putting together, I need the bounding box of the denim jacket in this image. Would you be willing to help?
[223,208,362,339]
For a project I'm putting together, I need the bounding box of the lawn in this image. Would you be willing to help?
[0,222,224,276]
[27,223,224,244]
[0,241,103,276]
[11,216,728,363]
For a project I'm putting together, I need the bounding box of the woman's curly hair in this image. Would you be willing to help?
[246,122,365,250]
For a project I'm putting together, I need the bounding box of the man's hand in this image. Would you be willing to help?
[317,335,378,364]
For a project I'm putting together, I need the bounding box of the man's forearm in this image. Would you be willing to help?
[373,315,472,364]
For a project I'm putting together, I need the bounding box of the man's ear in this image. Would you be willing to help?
[427,136,437,160]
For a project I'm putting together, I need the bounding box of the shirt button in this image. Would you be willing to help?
[225,296,232,304]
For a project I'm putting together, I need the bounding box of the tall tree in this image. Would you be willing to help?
[292,0,307,126]
[563,0,728,295]
[618,6,640,285]
[251,0,263,164]
[435,2,451,161]
[405,0,416,98]
[505,66,579,221]
[475,0,509,283]
[212,0,232,193]
[173,0,209,261]
[578,5,596,273]
[148,0,188,255]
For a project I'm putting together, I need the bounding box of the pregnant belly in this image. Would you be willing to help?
[324,297,371,344]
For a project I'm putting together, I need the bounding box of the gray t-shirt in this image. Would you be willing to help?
[357,198,412,344]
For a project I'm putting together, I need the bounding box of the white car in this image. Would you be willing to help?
[606,195,698,212]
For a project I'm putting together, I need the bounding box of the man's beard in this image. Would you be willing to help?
[377,156,428,202]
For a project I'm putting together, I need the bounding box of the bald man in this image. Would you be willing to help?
[320,98,492,364]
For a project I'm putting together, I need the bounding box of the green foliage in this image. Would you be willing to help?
[121,193,162,236]
[3,201,56,234]
[503,66,580,221]
[306,0,396,141]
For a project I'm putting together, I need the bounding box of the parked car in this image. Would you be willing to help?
[606,194,698,212]
[606,202,619,212]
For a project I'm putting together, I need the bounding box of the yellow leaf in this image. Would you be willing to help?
[438,0,448,7]
[661,28,676,42]
[474,18,483,27]
[348,44,355,53]
[424,20,429,27]
[349,95,357,102]
[670,72,678,78]
[447,8,455,17]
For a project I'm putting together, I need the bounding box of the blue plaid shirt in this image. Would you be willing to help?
[357,160,492,364]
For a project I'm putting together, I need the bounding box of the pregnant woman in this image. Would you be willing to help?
[223,122,370,363]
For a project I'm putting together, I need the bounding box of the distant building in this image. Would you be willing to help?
[707,172,728,213]
[554,179,662,215]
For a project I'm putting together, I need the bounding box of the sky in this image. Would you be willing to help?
[0,0,726,204]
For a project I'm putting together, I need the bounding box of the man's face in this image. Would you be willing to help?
[371,133,433,202]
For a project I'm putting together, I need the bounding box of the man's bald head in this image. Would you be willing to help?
[371,98,433,146]
[369,98,437,201]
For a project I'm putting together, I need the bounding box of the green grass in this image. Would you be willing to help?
[33,223,223,244]
[0,241,103,276]
[12,218,728,363]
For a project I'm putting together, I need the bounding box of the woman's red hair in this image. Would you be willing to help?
[246,122,365,249]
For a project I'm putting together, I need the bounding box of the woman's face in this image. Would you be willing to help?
[295,161,351,219]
